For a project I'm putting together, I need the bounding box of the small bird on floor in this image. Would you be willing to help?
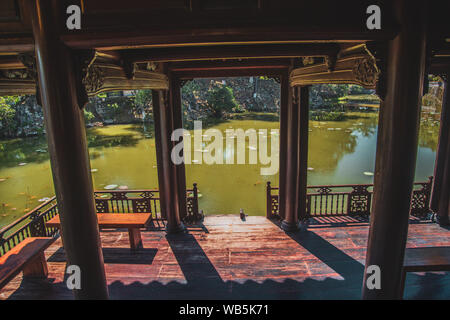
[240,208,246,221]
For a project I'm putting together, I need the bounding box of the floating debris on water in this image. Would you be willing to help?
[335,128,342,130]
[307,167,314,171]
[363,171,374,176]
[91,168,98,172]
[327,128,335,131]
[38,197,52,202]
[18,162,27,166]
[104,184,118,190]
[118,185,128,190]
[0,178,6,182]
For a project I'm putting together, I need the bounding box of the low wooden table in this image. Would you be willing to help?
[400,246,450,298]
[46,213,152,250]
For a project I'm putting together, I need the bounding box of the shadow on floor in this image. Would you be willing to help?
[48,247,158,265]
[6,229,450,300]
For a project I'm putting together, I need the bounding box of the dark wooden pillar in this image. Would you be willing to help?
[281,84,300,231]
[430,77,450,226]
[171,77,188,221]
[278,71,289,220]
[152,73,185,233]
[362,0,427,299]
[296,86,310,221]
[29,0,108,299]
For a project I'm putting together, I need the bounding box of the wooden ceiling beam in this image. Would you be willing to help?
[0,36,34,53]
[0,55,24,69]
[122,43,340,64]
[173,67,287,80]
[168,58,293,72]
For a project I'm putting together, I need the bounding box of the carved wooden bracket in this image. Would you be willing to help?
[17,53,41,105]
[366,41,388,101]
[121,58,137,80]
[74,50,97,109]
[289,44,380,91]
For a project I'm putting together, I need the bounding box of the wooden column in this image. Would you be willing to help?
[296,86,310,221]
[171,77,188,221]
[362,0,427,299]
[430,77,450,226]
[29,0,108,299]
[281,84,300,232]
[278,71,289,220]
[152,74,185,233]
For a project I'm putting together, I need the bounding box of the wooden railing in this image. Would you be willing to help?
[0,197,59,257]
[266,177,433,220]
[0,184,200,257]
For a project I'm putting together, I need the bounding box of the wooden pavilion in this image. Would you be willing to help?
[0,0,449,300]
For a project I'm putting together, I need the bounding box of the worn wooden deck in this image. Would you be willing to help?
[1,215,449,300]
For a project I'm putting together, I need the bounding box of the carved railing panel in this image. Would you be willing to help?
[185,183,202,224]
[94,190,160,216]
[267,178,433,220]
[0,184,201,256]
[0,197,58,257]
[347,185,372,216]
[410,177,433,218]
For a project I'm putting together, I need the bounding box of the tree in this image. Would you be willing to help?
[204,84,238,118]
[0,96,21,136]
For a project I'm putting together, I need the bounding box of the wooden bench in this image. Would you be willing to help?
[46,213,152,250]
[400,246,450,298]
[0,237,55,289]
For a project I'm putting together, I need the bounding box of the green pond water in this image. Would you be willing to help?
[0,111,440,227]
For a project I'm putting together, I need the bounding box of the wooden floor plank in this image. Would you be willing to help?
[1,215,449,300]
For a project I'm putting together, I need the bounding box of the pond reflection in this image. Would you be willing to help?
[0,111,440,226]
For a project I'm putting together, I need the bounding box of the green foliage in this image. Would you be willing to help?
[338,94,380,106]
[205,85,239,118]
[134,90,152,108]
[0,96,21,134]
[309,111,345,121]
[84,109,95,122]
